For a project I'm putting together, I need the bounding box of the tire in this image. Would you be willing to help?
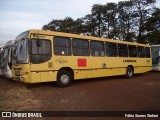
[126,66,134,79]
[56,70,72,87]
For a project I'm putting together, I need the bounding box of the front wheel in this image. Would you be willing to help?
[56,70,72,87]
[126,66,134,79]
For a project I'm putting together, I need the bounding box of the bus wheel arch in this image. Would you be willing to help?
[126,65,134,79]
[56,67,74,87]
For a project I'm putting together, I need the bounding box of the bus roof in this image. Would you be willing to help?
[4,40,15,48]
[22,29,150,47]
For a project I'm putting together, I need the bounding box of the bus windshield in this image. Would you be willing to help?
[0,48,9,68]
[13,39,28,64]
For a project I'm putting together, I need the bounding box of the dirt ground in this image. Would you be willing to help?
[0,71,160,119]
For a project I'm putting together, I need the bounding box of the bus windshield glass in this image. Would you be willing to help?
[13,39,28,64]
[0,48,9,68]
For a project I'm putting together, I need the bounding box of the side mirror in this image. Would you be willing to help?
[159,51,160,56]
[36,41,42,47]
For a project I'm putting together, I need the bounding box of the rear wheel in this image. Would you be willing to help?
[126,66,134,79]
[56,70,72,87]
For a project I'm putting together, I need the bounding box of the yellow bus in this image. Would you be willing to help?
[12,29,152,87]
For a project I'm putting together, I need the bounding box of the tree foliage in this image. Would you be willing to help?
[42,0,159,44]
[142,8,160,44]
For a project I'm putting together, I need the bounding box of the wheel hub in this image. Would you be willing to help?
[60,75,69,84]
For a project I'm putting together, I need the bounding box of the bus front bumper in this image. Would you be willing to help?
[13,74,30,83]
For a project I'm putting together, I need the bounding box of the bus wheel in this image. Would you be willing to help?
[56,70,72,87]
[126,66,134,79]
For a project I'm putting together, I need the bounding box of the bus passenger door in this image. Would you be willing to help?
[30,36,55,83]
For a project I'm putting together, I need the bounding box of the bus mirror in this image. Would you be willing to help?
[159,51,160,56]
[36,41,42,47]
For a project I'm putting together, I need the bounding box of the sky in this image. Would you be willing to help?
[0,0,160,45]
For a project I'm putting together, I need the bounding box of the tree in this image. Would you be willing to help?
[118,1,136,41]
[61,17,74,33]
[91,4,104,37]
[131,0,156,43]
[42,17,81,34]
[142,8,160,44]
[42,19,62,31]
[42,24,49,30]
[81,14,97,36]
[103,3,118,39]
[42,0,159,44]
[73,18,86,34]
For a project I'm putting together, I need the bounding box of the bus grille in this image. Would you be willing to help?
[13,68,22,70]
[15,71,21,75]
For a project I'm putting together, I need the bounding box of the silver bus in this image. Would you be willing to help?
[0,40,15,78]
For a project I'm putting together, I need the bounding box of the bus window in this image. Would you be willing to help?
[72,38,90,56]
[152,47,159,64]
[90,41,105,56]
[137,46,145,58]
[145,47,151,58]
[54,37,71,56]
[105,42,118,57]
[128,45,137,57]
[118,44,128,57]
[31,39,51,64]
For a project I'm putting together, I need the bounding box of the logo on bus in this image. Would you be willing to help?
[123,60,137,62]
[55,58,68,64]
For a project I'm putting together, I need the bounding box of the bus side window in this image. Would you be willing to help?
[137,46,145,58]
[90,41,104,56]
[72,38,90,56]
[118,44,128,57]
[128,45,137,57]
[53,37,71,56]
[145,47,151,58]
[105,42,118,57]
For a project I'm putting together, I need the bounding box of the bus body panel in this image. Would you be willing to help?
[53,56,151,80]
